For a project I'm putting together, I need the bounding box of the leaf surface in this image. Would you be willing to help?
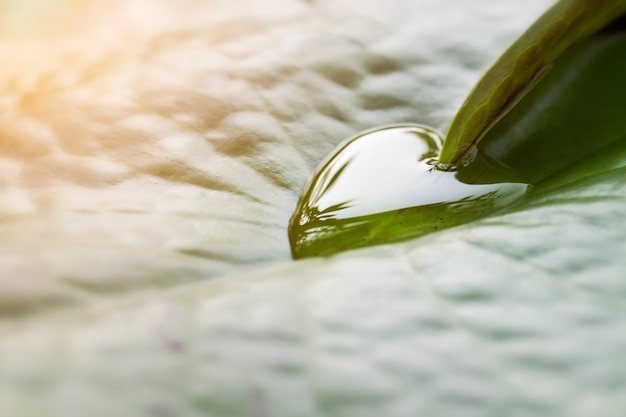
[3,1,626,416]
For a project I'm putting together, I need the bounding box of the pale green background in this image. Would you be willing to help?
[2,1,625,416]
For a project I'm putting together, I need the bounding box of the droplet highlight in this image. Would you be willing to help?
[289,124,528,259]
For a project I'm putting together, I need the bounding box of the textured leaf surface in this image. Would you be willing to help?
[3,1,626,416]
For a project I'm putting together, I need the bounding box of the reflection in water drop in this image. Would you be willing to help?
[289,125,528,259]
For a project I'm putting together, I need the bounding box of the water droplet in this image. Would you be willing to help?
[289,124,528,259]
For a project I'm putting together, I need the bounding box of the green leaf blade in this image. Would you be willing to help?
[439,0,626,168]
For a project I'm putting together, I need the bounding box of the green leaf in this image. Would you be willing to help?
[2,1,626,417]
[439,0,626,168]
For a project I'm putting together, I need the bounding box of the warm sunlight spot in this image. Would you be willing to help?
[0,1,244,214]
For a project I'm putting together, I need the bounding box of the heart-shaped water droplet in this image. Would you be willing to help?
[289,124,528,259]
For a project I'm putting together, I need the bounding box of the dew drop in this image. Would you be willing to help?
[288,124,528,259]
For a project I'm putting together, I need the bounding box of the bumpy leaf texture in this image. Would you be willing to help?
[2,1,626,416]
